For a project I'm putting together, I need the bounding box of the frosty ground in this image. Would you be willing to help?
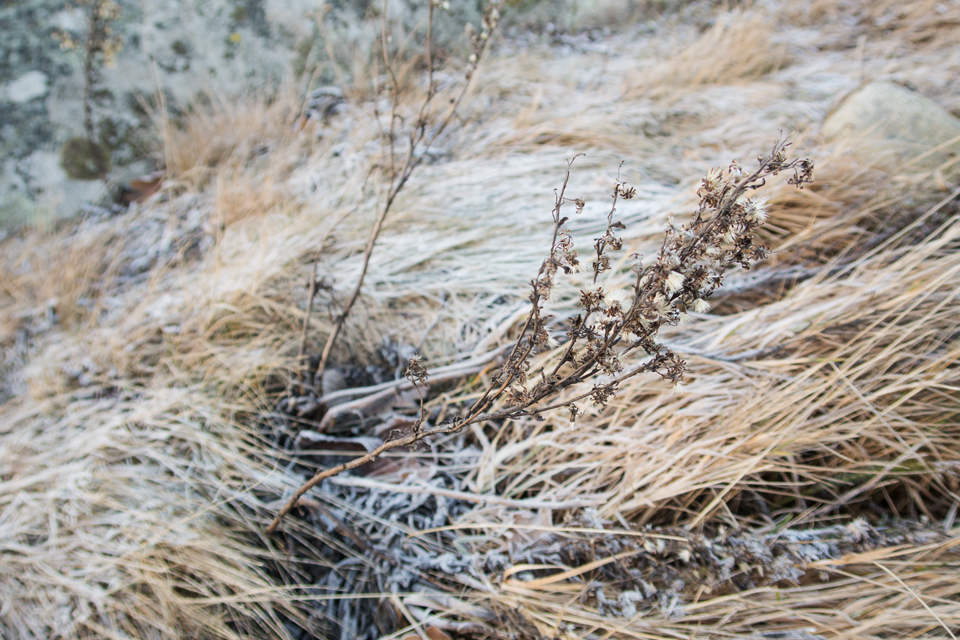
[2,1,960,638]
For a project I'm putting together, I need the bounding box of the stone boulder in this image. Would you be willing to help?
[822,81,960,175]
[0,0,315,230]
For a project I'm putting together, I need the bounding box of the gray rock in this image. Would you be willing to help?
[3,70,49,103]
[0,0,314,230]
[822,81,960,174]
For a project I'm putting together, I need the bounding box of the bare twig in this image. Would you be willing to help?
[294,251,321,396]
[313,0,503,392]
[267,136,813,534]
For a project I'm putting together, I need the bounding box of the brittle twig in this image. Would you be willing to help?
[267,135,813,534]
[312,0,504,393]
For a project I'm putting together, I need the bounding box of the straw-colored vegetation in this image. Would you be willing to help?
[2,0,959,638]
[623,11,788,98]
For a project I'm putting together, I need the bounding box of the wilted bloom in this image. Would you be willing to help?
[659,249,681,268]
[729,159,743,179]
[606,288,632,310]
[744,196,769,224]
[617,182,637,199]
[654,294,673,318]
[692,298,711,313]
[722,226,737,245]
[702,167,723,191]
[579,285,606,310]
[405,354,429,387]
[665,271,685,293]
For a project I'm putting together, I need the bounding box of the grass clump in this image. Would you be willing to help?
[4,1,960,638]
[625,11,788,98]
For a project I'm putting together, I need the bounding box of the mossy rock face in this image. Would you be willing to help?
[60,137,110,181]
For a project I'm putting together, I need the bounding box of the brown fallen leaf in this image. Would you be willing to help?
[426,626,453,640]
[119,171,165,205]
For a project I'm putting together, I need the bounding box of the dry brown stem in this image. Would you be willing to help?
[294,250,322,396]
[267,137,814,534]
[312,0,504,391]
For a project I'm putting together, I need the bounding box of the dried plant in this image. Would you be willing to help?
[308,0,505,393]
[9,4,960,635]
[53,0,123,180]
[267,136,814,533]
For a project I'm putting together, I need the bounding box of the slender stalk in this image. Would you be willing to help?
[313,1,499,392]
[294,253,321,396]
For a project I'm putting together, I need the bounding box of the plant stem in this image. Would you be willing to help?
[313,0,497,393]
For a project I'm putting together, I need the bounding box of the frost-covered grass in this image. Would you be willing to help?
[2,0,960,637]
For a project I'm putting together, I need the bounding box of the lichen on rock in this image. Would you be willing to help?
[60,136,110,180]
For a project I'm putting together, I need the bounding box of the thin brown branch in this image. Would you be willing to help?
[270,65,811,540]
[294,252,321,396]
[313,0,500,392]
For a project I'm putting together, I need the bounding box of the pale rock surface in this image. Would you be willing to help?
[3,70,49,103]
[0,0,316,229]
[822,81,960,175]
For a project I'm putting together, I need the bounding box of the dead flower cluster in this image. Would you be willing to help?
[268,137,814,533]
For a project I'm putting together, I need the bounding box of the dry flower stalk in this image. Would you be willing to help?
[266,137,814,533]
[308,0,504,392]
[53,0,123,179]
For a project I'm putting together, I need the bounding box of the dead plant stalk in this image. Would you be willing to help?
[308,0,504,392]
[266,137,814,533]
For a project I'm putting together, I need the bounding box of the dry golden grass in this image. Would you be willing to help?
[753,149,901,263]
[3,2,960,638]
[159,88,306,187]
[624,11,788,99]
[792,0,960,47]
[0,224,123,346]
[0,386,307,639]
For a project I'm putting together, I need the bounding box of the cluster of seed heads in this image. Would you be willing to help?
[466,2,502,69]
[408,137,813,427]
[269,138,813,534]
